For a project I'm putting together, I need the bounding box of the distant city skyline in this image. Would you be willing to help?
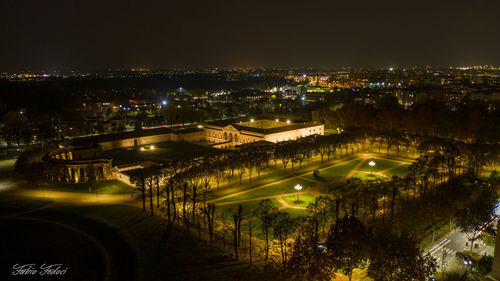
[1,0,499,72]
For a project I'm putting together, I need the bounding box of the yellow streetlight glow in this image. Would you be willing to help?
[294,184,303,202]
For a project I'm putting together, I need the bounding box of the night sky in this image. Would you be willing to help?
[1,0,499,72]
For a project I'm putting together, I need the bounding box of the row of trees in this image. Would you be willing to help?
[312,95,500,142]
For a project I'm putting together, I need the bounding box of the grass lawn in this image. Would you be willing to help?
[282,193,317,208]
[385,164,411,177]
[305,158,362,182]
[216,168,292,197]
[103,141,217,165]
[357,158,401,173]
[42,180,134,194]
[321,181,353,194]
[0,218,106,281]
[241,208,310,236]
[215,198,281,223]
[28,204,253,281]
[350,172,386,181]
[282,208,311,219]
[324,128,339,135]
[0,194,54,215]
[0,158,15,180]
[218,178,316,202]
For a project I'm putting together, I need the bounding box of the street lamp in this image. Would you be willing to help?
[368,160,376,176]
[294,184,303,202]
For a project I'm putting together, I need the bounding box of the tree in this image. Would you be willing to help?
[130,169,147,212]
[258,199,277,262]
[326,216,370,281]
[455,185,498,251]
[288,234,335,281]
[203,203,216,248]
[476,254,493,276]
[368,230,436,281]
[273,212,297,271]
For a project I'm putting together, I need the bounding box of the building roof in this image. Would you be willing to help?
[175,127,203,134]
[71,127,174,146]
[204,118,247,127]
[233,122,322,135]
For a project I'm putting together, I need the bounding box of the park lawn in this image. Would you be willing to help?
[42,180,134,194]
[357,158,401,173]
[218,178,317,203]
[0,158,15,180]
[103,141,217,165]
[28,204,252,281]
[324,128,338,135]
[320,181,354,194]
[282,208,311,219]
[215,198,281,223]
[240,208,309,237]
[282,193,317,208]
[350,172,386,181]
[305,158,362,182]
[1,218,106,281]
[0,194,54,215]
[385,164,411,177]
[216,168,292,197]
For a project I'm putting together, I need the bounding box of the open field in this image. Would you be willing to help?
[282,193,317,208]
[0,196,251,281]
[304,158,362,182]
[103,141,217,165]
[219,178,316,203]
[0,194,54,215]
[213,155,412,227]
[357,158,402,172]
[42,179,134,194]
[1,218,106,281]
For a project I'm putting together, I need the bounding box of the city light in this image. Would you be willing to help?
[294,184,303,202]
[286,120,290,124]
[369,160,376,176]
[250,119,254,122]
[162,100,167,105]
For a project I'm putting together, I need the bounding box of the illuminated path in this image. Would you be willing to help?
[211,154,411,207]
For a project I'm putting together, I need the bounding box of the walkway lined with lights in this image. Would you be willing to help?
[211,154,411,209]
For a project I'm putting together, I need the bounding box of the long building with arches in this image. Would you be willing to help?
[204,119,324,149]
[40,119,324,183]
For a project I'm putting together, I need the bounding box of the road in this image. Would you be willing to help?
[425,214,499,272]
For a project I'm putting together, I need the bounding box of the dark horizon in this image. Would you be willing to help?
[1,0,499,72]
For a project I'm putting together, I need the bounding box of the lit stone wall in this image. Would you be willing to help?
[98,133,178,150]
[204,122,324,147]
[264,125,324,143]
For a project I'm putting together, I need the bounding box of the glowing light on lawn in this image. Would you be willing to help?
[294,184,303,202]
[369,161,376,167]
[140,147,144,151]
